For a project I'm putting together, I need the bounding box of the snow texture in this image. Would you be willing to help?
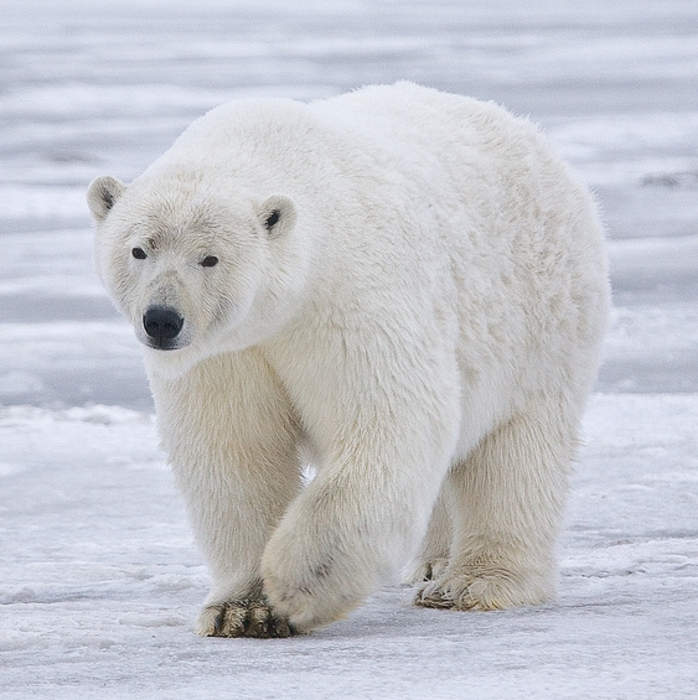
[1,1,697,697]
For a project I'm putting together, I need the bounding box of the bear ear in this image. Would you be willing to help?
[257,195,296,238]
[87,176,125,221]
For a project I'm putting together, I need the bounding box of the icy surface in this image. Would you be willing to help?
[1,1,697,697]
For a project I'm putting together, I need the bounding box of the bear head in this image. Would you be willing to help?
[87,170,306,375]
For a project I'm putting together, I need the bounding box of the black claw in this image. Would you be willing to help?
[271,617,292,638]
[211,604,226,636]
[205,599,297,639]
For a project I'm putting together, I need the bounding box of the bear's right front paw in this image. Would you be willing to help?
[196,599,296,638]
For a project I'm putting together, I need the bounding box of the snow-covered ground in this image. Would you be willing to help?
[1,1,697,697]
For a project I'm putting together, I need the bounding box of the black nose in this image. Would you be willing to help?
[143,305,184,343]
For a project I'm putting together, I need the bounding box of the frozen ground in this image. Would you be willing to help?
[1,1,697,697]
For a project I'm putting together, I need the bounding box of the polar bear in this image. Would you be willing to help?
[87,82,609,637]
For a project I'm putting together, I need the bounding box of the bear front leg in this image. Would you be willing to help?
[261,343,461,632]
[149,350,302,637]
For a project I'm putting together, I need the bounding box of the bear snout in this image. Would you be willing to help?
[143,305,184,349]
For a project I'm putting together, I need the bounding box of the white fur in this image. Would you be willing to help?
[88,82,610,635]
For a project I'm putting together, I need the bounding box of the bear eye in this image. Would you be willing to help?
[201,256,219,267]
[132,247,147,260]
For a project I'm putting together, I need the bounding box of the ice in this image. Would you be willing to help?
[1,0,697,697]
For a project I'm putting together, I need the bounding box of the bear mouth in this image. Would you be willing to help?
[143,337,183,352]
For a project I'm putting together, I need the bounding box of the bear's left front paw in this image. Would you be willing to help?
[197,598,296,638]
[262,557,343,634]
[261,525,362,633]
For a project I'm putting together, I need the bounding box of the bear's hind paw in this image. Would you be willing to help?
[414,565,552,612]
[405,557,450,586]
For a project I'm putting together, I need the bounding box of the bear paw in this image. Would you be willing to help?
[196,598,296,638]
[261,526,360,633]
[262,562,345,634]
[405,557,450,586]
[414,563,552,611]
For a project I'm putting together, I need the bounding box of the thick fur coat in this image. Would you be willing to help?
[88,82,610,637]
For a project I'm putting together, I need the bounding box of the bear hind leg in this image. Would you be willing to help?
[416,399,577,611]
[405,488,452,585]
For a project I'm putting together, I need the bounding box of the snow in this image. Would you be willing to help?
[2,397,697,698]
[1,1,697,697]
